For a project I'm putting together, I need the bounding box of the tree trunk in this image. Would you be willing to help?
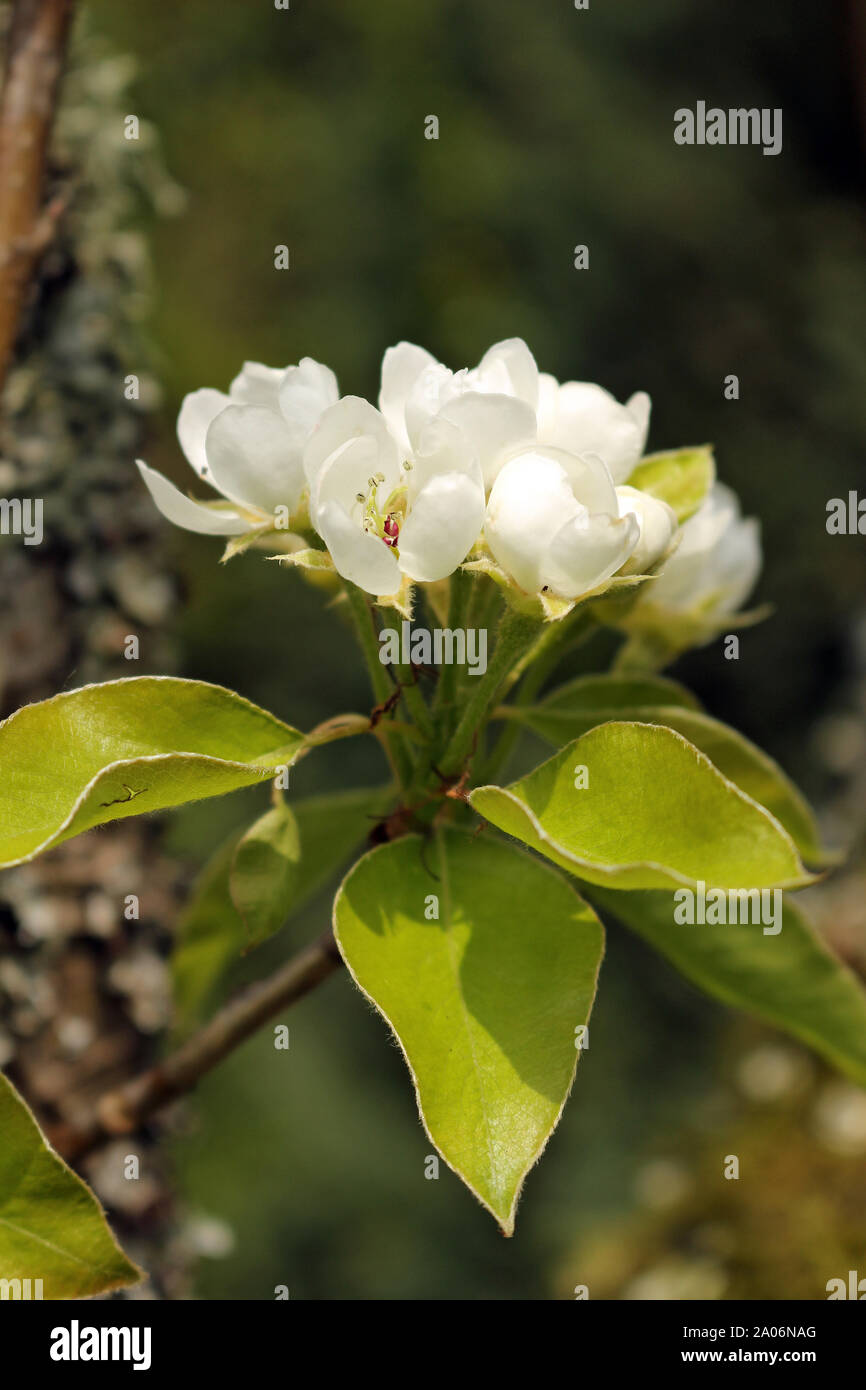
[0,13,190,1296]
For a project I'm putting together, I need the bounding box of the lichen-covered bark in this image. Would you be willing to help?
[0,22,191,1296]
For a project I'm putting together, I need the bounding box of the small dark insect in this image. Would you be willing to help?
[100,784,146,808]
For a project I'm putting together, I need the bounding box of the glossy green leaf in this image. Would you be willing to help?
[506,673,701,731]
[230,801,301,948]
[471,721,812,891]
[586,888,866,1087]
[172,786,392,1031]
[279,785,395,905]
[0,1073,141,1299]
[0,677,305,868]
[625,445,715,522]
[505,674,828,865]
[334,828,604,1234]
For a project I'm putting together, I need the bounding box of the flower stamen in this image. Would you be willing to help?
[354,478,407,555]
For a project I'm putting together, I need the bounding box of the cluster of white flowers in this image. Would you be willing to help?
[137,338,760,619]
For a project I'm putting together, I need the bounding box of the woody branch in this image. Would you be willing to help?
[49,927,344,1163]
[0,0,75,396]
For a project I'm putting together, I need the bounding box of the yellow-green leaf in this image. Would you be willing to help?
[334,828,604,1234]
[471,721,813,891]
[0,1073,141,1299]
[172,785,393,1032]
[626,445,715,522]
[230,802,301,949]
[0,677,305,868]
[587,889,866,1088]
[505,673,830,866]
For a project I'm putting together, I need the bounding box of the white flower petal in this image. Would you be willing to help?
[205,405,305,517]
[436,392,537,489]
[313,434,391,518]
[409,415,483,504]
[277,357,339,450]
[477,337,539,409]
[653,497,731,603]
[651,482,736,605]
[651,483,761,614]
[136,460,250,536]
[404,363,461,451]
[708,516,762,614]
[229,361,286,407]
[552,446,620,517]
[316,499,401,595]
[650,538,708,607]
[685,482,740,553]
[304,396,401,490]
[177,388,232,479]
[379,342,437,454]
[542,509,639,600]
[627,390,652,445]
[485,452,581,593]
[398,472,486,583]
[536,372,560,434]
[616,485,678,573]
[537,381,649,482]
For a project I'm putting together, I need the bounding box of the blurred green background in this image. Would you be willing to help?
[84,0,866,1298]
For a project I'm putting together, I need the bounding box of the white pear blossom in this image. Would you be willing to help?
[304,397,486,596]
[137,357,338,535]
[650,482,761,615]
[380,337,652,492]
[615,485,677,574]
[379,338,539,488]
[537,373,651,483]
[137,340,678,614]
[485,446,640,600]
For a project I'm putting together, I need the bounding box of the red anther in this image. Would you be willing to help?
[384,514,399,538]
